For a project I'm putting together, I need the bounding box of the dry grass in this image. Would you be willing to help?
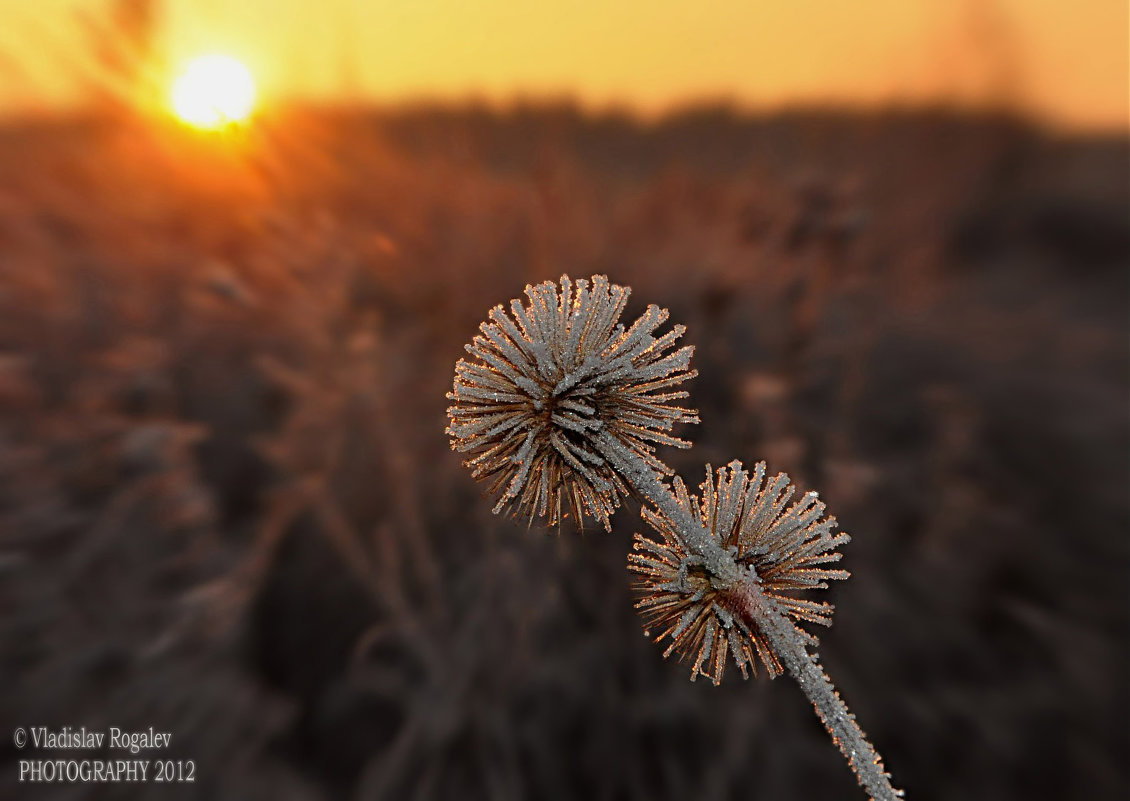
[0,105,1126,800]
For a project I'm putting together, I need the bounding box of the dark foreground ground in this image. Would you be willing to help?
[0,105,1127,800]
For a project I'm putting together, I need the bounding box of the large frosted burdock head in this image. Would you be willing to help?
[446,275,698,530]
[630,461,851,684]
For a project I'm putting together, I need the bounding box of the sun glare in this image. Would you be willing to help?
[171,54,256,129]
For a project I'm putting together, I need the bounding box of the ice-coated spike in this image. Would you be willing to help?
[448,275,697,528]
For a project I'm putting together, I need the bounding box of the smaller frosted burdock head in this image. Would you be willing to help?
[630,461,850,684]
[447,275,698,530]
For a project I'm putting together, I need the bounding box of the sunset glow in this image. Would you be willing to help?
[171,54,256,128]
[0,1,1123,132]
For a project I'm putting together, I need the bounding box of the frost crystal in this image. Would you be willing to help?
[446,275,698,529]
[630,460,851,684]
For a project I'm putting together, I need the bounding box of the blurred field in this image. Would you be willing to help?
[0,105,1126,800]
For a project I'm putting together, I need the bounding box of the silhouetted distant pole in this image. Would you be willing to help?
[338,0,362,104]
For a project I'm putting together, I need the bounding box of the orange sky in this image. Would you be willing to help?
[1,0,1126,131]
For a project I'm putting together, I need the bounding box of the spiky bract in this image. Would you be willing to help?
[630,460,850,684]
[446,275,698,530]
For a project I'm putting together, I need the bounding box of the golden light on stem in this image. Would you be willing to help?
[170,54,256,128]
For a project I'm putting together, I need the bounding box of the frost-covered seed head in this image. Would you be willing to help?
[629,460,851,684]
[446,275,698,530]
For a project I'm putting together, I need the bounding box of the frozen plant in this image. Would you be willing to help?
[447,275,902,800]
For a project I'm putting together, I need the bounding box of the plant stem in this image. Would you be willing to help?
[593,431,740,583]
[594,431,902,801]
[726,580,902,801]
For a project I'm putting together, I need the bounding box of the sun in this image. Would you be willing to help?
[171,54,256,129]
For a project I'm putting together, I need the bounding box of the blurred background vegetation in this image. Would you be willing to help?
[0,2,1126,799]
